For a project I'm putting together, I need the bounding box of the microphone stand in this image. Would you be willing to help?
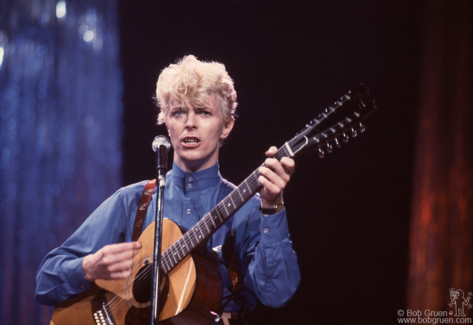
[150,136,171,325]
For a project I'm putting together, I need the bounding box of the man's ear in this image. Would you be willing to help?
[220,117,234,140]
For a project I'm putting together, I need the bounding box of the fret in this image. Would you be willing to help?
[242,179,252,197]
[170,247,178,265]
[178,237,187,250]
[208,213,216,227]
[222,200,230,216]
[173,245,182,260]
[162,254,171,273]
[236,186,245,202]
[232,190,243,207]
[215,208,223,223]
[187,235,195,248]
[197,222,206,237]
[185,231,193,248]
[201,218,208,233]
[177,240,187,257]
[246,171,260,191]
[202,217,210,233]
[162,252,171,271]
[228,195,237,210]
[175,240,185,258]
[194,227,203,240]
[206,215,215,231]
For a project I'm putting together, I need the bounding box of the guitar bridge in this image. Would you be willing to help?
[93,303,114,325]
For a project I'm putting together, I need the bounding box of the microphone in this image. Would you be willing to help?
[152,136,171,187]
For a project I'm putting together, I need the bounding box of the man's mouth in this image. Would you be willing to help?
[183,137,200,145]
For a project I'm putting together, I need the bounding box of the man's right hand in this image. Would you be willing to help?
[82,241,142,282]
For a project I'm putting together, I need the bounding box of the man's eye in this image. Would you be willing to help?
[200,111,211,116]
[171,110,183,116]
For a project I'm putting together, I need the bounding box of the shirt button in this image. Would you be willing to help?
[187,209,191,215]
[188,183,192,188]
[188,177,193,181]
[263,228,269,233]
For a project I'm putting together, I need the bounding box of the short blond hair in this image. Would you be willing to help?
[155,55,237,125]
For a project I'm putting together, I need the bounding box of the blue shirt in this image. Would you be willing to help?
[35,163,300,313]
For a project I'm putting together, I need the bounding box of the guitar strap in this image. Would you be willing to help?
[132,179,156,241]
[132,179,242,292]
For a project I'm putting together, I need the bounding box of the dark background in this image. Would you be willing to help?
[119,1,422,324]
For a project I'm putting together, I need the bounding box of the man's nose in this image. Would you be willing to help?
[185,111,197,128]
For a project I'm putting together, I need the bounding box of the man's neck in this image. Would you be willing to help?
[173,156,218,173]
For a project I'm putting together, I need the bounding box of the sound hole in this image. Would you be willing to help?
[133,263,152,304]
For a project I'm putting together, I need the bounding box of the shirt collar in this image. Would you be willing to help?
[169,161,221,191]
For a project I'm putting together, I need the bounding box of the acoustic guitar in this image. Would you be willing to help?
[50,85,377,325]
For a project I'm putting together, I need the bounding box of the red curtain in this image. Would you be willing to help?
[408,0,473,312]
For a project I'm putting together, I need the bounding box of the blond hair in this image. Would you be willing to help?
[155,55,237,125]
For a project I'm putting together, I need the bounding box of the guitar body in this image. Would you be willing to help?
[50,219,222,325]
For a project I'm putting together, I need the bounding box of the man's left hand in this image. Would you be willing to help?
[258,146,295,209]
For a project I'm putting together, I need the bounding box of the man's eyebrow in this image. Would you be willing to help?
[195,106,212,111]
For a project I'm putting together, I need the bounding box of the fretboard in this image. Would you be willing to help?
[160,144,293,274]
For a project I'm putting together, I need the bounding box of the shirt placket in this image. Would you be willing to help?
[182,175,198,229]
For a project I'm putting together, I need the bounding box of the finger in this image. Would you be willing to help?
[110,268,133,280]
[258,175,282,195]
[101,242,141,257]
[107,256,136,273]
[266,157,294,182]
[280,157,295,176]
[258,166,287,190]
[104,248,140,265]
[265,146,278,158]
[261,159,290,184]
[100,245,140,266]
[104,241,142,253]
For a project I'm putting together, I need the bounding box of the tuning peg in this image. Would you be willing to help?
[358,122,366,133]
[334,138,341,148]
[342,132,349,143]
[351,127,358,138]
[326,143,333,153]
[318,148,325,158]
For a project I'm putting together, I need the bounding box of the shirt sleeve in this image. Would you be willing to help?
[35,189,130,306]
[232,197,301,309]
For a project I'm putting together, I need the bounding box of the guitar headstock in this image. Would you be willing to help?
[287,84,377,158]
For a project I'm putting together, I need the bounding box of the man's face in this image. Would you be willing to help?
[165,96,233,173]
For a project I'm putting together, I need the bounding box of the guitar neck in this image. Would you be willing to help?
[160,145,293,274]
[159,84,377,274]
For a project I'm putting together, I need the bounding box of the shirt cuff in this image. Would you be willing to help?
[62,257,91,294]
[259,209,290,244]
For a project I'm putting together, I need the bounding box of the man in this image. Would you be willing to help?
[36,55,301,324]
